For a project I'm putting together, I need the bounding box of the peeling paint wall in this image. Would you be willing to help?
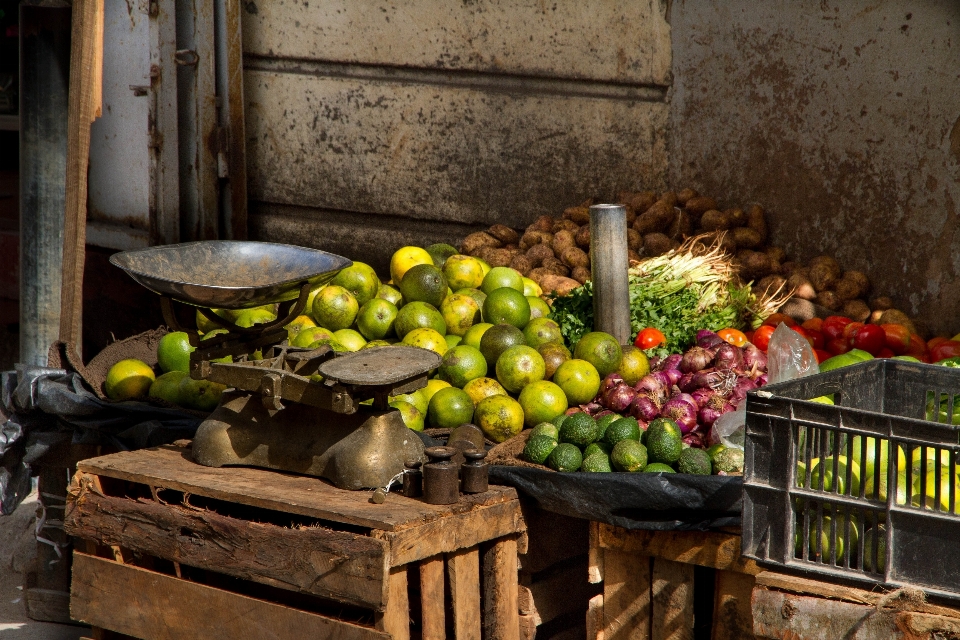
[670,1,960,334]
[241,0,671,274]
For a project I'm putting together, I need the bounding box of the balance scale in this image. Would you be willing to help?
[110,240,439,490]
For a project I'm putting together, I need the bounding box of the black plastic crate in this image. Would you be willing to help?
[743,358,960,600]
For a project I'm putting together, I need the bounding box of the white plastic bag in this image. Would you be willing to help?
[709,323,820,450]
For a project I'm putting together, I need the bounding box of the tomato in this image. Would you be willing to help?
[814,349,831,364]
[805,329,825,350]
[928,336,950,352]
[801,318,824,333]
[717,328,748,347]
[822,316,852,341]
[763,313,796,328]
[852,324,886,356]
[842,322,865,342]
[877,347,895,359]
[905,334,930,359]
[789,325,815,349]
[744,330,754,344]
[752,325,776,352]
[827,338,852,356]
[634,327,666,350]
[931,340,960,363]
[880,324,911,355]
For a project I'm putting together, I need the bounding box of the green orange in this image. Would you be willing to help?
[518,380,568,427]
[462,322,494,350]
[377,283,403,307]
[331,261,380,307]
[428,387,475,429]
[479,323,526,370]
[390,400,425,432]
[481,266,524,295]
[462,377,508,406]
[356,298,398,340]
[574,332,623,377]
[618,345,650,386]
[399,263,449,308]
[443,255,485,291]
[475,395,525,443]
[157,331,195,374]
[402,327,449,356]
[527,296,551,320]
[438,345,488,388]
[291,326,335,348]
[285,315,317,341]
[312,285,359,331]
[552,359,601,405]
[440,294,481,336]
[456,288,487,310]
[105,359,156,401]
[394,301,446,339]
[390,246,434,285]
[523,317,563,349]
[333,329,367,351]
[495,345,546,394]
[538,341,571,379]
[482,287,531,329]
[421,379,452,405]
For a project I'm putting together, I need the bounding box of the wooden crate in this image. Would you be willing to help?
[587,523,760,640]
[64,444,526,640]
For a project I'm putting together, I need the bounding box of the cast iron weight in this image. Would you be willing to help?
[460,449,489,494]
[423,446,460,505]
[402,459,423,498]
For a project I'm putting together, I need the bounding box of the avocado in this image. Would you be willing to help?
[584,441,613,458]
[581,452,613,473]
[713,447,745,474]
[547,443,583,472]
[603,417,642,446]
[610,439,648,472]
[523,435,559,465]
[643,463,676,473]
[530,422,560,441]
[677,448,712,475]
[646,421,683,465]
[595,413,621,440]
[559,412,600,448]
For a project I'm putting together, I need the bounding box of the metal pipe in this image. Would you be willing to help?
[589,204,631,345]
[19,5,72,367]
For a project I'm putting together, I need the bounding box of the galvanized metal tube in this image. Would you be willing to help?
[589,204,631,345]
[19,6,71,367]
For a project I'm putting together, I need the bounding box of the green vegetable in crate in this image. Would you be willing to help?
[548,443,583,472]
[645,418,683,465]
[524,435,559,465]
[809,456,861,496]
[559,412,600,448]
[713,448,745,474]
[677,448,712,475]
[611,439,648,472]
[581,453,613,473]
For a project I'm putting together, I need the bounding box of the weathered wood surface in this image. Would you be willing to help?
[602,548,652,640]
[448,547,482,640]
[712,570,755,640]
[375,566,409,640]
[64,473,389,610]
[651,559,694,640]
[483,537,520,640]
[589,520,604,584]
[77,446,518,532]
[752,587,901,639]
[71,552,390,640]
[419,555,446,640]
[598,525,759,575]
[586,593,604,640]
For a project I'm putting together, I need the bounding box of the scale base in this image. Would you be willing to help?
[192,391,425,490]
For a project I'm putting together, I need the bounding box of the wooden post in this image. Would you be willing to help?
[448,546,482,640]
[420,555,446,640]
[376,566,410,640]
[483,536,520,640]
[589,204,631,345]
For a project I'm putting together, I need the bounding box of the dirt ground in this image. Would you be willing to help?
[0,488,88,638]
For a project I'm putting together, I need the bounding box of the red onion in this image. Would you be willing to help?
[634,374,668,399]
[696,330,725,350]
[690,369,738,393]
[600,372,624,398]
[595,409,615,419]
[661,396,699,433]
[678,372,697,393]
[683,432,705,448]
[713,344,744,371]
[657,354,683,371]
[690,388,716,408]
[661,368,683,386]
[649,356,662,370]
[757,373,768,386]
[605,383,637,413]
[582,402,604,415]
[742,343,767,371]
[630,394,662,422]
[681,346,714,373]
[729,376,759,404]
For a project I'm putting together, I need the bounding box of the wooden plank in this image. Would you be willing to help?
[448,547,482,640]
[896,612,960,637]
[598,525,760,575]
[24,588,72,625]
[70,552,390,640]
[752,588,901,639]
[375,566,409,640]
[376,499,525,566]
[483,537,520,640]
[603,548,651,640]
[64,475,389,610]
[523,555,593,626]
[59,0,104,348]
[518,585,536,616]
[651,559,694,640]
[711,570,755,640]
[77,446,517,532]
[589,520,604,584]
[587,594,604,640]
[519,613,538,640]
[419,555,446,640]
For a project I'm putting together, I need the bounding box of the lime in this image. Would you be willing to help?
[475,395,525,443]
[495,345,546,394]
[552,359,601,405]
[332,261,380,307]
[234,308,277,328]
[618,345,650,386]
[395,301,446,339]
[428,387,475,429]
[402,327,448,356]
[157,331,195,374]
[518,380,568,427]
[530,422,560,440]
[377,283,403,307]
[390,246,434,285]
[603,417,642,446]
[574,332,623,378]
[399,263,449,308]
[105,359,156,401]
[539,341,572,379]
[522,277,543,297]
[438,345,488,388]
[523,317,563,349]
[312,285,359,331]
[426,243,459,268]
[527,296,551,320]
[444,255,485,290]
[390,389,429,415]
[333,329,367,351]
[148,370,189,405]
[462,377,507,405]
[482,287,531,329]
[356,298,398,340]
[462,322,494,349]
[445,334,462,349]
[178,376,226,411]
[479,324,526,370]
[390,400,425,432]
[440,294,481,336]
[481,266,525,295]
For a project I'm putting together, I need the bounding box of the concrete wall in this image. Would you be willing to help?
[669,1,960,334]
[241,0,671,274]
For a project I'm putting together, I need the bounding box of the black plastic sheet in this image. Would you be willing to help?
[488,465,742,531]
[0,367,203,515]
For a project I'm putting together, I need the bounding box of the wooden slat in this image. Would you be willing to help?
[752,588,901,639]
[711,570,755,640]
[448,547,482,640]
[375,566,409,640]
[589,520,604,584]
[70,552,390,640]
[419,556,446,640]
[587,594,604,640]
[483,537,519,640]
[603,548,651,640]
[598,525,759,575]
[376,499,525,566]
[77,446,517,532]
[651,559,694,640]
[64,474,389,610]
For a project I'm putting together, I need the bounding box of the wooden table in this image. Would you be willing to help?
[64,444,526,640]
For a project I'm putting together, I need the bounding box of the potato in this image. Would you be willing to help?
[528,267,555,283]
[870,295,894,311]
[755,275,787,298]
[571,266,591,284]
[738,251,772,280]
[841,299,871,323]
[878,309,917,336]
[624,206,637,227]
[560,246,589,269]
[668,210,693,239]
[552,230,576,255]
[768,257,782,276]
[815,290,841,311]
[628,249,642,263]
[538,274,582,297]
[461,231,501,256]
[809,255,840,275]
[643,232,674,257]
[510,254,533,276]
[563,206,591,225]
[809,261,840,292]
[699,209,732,232]
[634,200,675,235]
[657,191,678,208]
[483,248,515,268]
[746,204,768,242]
[727,208,747,228]
[487,224,519,246]
[542,256,570,277]
[520,230,553,251]
[765,246,787,263]
[836,271,870,301]
[676,188,698,205]
[779,261,799,278]
[552,218,580,234]
[575,225,591,248]
[787,273,816,300]
[530,215,555,233]
[525,243,555,268]
[627,229,642,251]
[684,196,719,217]
[732,227,763,250]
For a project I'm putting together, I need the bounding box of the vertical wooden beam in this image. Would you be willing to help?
[711,570,755,640]
[589,520,605,584]
[59,0,104,351]
[483,537,520,640]
[651,558,695,640]
[603,549,652,640]
[376,565,410,640]
[448,546,482,640]
[420,555,446,640]
[587,593,605,640]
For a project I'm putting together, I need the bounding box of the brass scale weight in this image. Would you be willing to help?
[110,240,442,491]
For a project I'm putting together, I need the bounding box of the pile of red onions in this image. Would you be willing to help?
[587,330,768,448]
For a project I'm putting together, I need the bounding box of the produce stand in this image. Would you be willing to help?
[64,443,526,639]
